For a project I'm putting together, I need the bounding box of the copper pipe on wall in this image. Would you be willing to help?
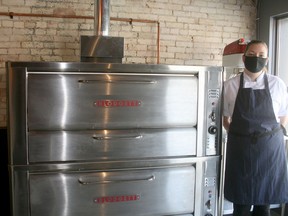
[0,12,92,19]
[111,17,160,64]
[157,21,160,64]
[0,11,160,64]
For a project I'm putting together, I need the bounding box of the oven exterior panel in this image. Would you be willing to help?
[6,66,28,165]
[8,168,30,216]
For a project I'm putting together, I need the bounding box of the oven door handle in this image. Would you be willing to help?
[92,134,143,140]
[78,79,157,84]
[78,175,156,185]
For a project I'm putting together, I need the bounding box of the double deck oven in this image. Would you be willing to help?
[7,62,223,216]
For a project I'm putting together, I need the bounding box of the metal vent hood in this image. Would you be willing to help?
[80,0,124,63]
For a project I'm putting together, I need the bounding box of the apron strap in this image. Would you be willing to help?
[229,126,282,144]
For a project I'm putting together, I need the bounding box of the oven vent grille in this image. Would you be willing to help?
[208,89,219,99]
[204,177,216,187]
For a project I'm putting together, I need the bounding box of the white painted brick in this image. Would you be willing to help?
[224,4,241,10]
[169,28,180,35]
[208,14,226,21]
[176,41,193,48]
[188,24,206,31]
[36,22,48,28]
[192,0,208,7]
[0,41,21,48]
[178,17,197,24]
[179,29,189,36]
[167,46,186,53]
[217,8,235,15]
[53,49,75,56]
[227,0,237,4]
[25,0,45,7]
[165,22,184,29]
[199,18,216,26]
[35,29,47,35]
[0,27,13,35]
[223,26,240,33]
[200,7,218,14]
[160,52,175,58]
[126,57,146,64]
[208,2,224,9]
[18,55,33,61]
[22,41,43,49]
[165,58,184,65]
[65,42,79,49]
[3,0,24,6]
[175,52,193,59]
[47,29,57,35]
[2,20,14,27]
[0,54,18,62]
[9,6,32,13]
[31,48,52,55]
[25,22,37,28]
[39,55,63,61]
[0,49,8,55]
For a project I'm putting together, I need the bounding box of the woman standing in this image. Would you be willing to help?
[223,40,288,216]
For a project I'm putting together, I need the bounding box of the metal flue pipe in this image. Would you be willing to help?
[94,0,110,36]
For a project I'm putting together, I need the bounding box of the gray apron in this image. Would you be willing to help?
[224,73,288,204]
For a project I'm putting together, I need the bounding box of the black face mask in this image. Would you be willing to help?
[244,56,267,73]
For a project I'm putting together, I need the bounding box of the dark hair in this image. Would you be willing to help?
[244,40,268,55]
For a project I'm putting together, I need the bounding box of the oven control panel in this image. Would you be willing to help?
[206,88,221,156]
[203,176,217,216]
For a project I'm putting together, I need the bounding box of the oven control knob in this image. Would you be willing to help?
[208,126,217,134]
[210,111,216,121]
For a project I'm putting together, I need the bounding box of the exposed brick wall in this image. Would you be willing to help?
[0,0,257,127]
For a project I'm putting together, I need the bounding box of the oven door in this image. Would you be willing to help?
[27,73,198,130]
[28,128,197,163]
[29,166,195,216]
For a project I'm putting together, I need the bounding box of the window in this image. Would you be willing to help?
[273,16,288,85]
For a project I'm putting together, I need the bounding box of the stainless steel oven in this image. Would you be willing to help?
[7,62,223,216]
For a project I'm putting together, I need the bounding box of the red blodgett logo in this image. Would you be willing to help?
[94,100,141,107]
[94,194,141,204]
